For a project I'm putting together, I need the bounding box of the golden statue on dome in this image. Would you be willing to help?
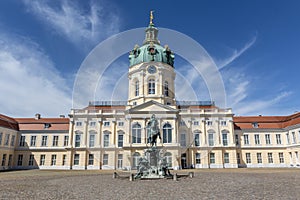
[150,10,154,25]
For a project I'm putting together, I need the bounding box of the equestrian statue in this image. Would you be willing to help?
[147,114,161,147]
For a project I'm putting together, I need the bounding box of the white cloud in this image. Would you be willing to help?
[234,91,292,116]
[0,32,72,117]
[23,0,119,49]
[217,35,257,69]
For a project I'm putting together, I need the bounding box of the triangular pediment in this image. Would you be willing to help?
[126,100,178,114]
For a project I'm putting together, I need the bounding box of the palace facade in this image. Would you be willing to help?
[1,18,299,171]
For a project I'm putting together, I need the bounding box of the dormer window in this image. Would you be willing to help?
[252,122,259,128]
[44,123,51,129]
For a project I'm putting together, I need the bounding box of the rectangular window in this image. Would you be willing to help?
[194,133,200,147]
[10,135,15,147]
[179,120,185,126]
[104,121,110,126]
[195,153,201,164]
[17,154,23,166]
[279,152,284,163]
[74,154,79,165]
[75,134,81,147]
[118,121,124,126]
[209,153,215,164]
[254,134,260,145]
[41,136,48,146]
[268,153,273,163]
[28,155,34,166]
[89,134,95,147]
[90,121,96,126]
[30,136,36,147]
[208,133,214,146]
[0,132,2,145]
[207,121,213,126]
[19,135,26,146]
[135,81,139,96]
[193,121,199,126]
[1,154,6,166]
[286,133,290,144]
[62,154,67,166]
[103,134,109,147]
[222,133,228,146]
[4,134,10,146]
[52,135,59,146]
[164,81,168,96]
[117,154,123,169]
[8,154,12,167]
[103,154,108,165]
[292,132,296,144]
[76,122,82,126]
[235,134,239,145]
[257,153,262,164]
[224,153,229,164]
[51,155,57,166]
[276,134,282,144]
[180,133,186,147]
[265,134,271,145]
[64,135,69,146]
[244,135,249,145]
[246,153,251,164]
[237,153,241,164]
[40,155,46,166]
[88,154,94,165]
[221,121,227,126]
[118,134,123,147]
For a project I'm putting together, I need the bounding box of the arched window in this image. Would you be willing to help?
[148,79,155,94]
[164,152,172,167]
[163,123,172,143]
[164,81,169,96]
[132,123,141,143]
[222,130,229,146]
[135,80,139,96]
[132,152,141,169]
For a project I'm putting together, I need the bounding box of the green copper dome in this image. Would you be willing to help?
[129,13,175,67]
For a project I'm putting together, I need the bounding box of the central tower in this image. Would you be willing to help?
[128,12,176,106]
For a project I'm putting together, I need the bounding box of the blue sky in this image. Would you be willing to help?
[0,0,299,117]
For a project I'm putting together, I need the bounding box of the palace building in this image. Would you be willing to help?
[0,16,299,171]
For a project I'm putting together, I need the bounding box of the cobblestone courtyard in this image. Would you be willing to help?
[0,169,299,200]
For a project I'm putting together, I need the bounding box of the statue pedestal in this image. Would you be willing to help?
[135,147,166,179]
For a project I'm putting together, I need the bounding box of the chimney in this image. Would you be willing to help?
[35,113,41,120]
[59,115,65,118]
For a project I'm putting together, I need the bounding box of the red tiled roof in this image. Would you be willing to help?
[15,118,69,131]
[233,112,300,129]
[0,114,19,130]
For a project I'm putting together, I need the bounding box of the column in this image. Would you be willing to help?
[174,116,178,145]
[69,120,74,169]
[144,118,147,144]
[83,121,88,147]
[98,120,102,169]
[202,119,207,145]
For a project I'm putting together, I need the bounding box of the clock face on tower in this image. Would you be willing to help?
[147,65,157,74]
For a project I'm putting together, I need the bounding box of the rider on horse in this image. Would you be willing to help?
[148,114,161,147]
